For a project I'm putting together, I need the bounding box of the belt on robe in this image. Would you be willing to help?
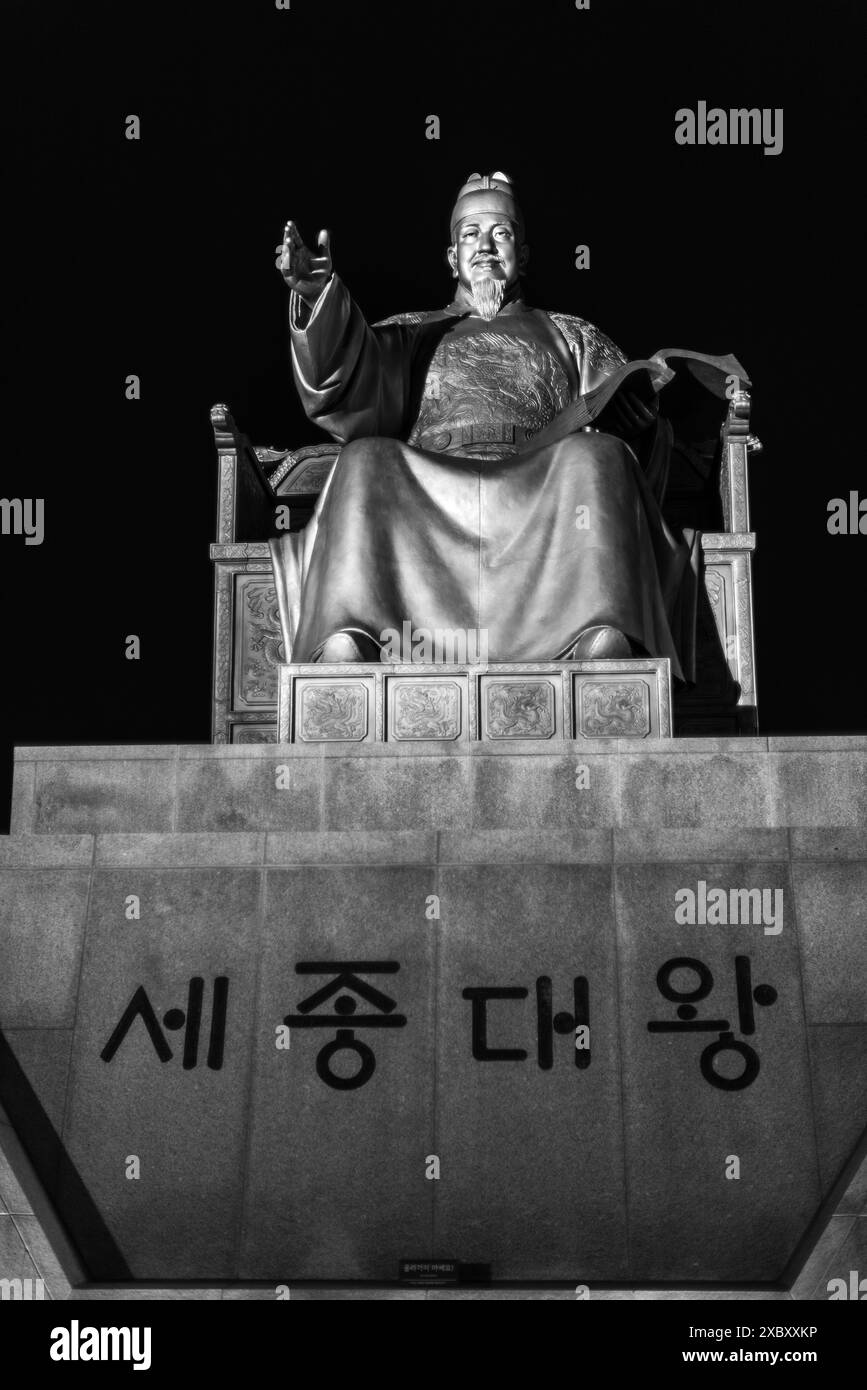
[413,422,541,451]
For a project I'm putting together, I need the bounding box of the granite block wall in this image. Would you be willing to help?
[1,739,865,1291]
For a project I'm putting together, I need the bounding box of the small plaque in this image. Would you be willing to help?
[399,1259,460,1285]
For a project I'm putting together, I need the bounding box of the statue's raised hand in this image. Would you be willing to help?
[275,222,333,306]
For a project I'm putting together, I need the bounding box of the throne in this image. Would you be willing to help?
[209,395,762,743]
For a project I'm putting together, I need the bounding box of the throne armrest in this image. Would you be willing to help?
[211,402,280,544]
[268,442,340,498]
[718,389,762,533]
[211,403,340,543]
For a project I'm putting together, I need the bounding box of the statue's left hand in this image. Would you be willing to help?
[604,390,659,436]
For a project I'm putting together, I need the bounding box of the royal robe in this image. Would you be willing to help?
[269,275,697,677]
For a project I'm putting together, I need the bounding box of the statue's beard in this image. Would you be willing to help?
[471,275,506,321]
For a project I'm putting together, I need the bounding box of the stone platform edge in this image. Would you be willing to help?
[14,736,867,758]
[8,738,867,836]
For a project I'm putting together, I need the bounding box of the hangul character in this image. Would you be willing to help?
[647,955,777,1090]
[283,960,407,1090]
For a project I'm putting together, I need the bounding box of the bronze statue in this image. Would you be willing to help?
[269,171,700,676]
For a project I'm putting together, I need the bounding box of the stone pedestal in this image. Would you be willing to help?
[1,737,865,1287]
[277,659,673,743]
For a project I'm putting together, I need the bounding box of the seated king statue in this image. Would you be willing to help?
[268,170,698,678]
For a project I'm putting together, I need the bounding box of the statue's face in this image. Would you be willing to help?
[447,212,529,291]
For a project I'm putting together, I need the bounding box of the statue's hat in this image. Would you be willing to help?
[450,171,524,241]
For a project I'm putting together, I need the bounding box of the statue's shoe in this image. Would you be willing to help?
[564,625,632,659]
[316,633,366,663]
